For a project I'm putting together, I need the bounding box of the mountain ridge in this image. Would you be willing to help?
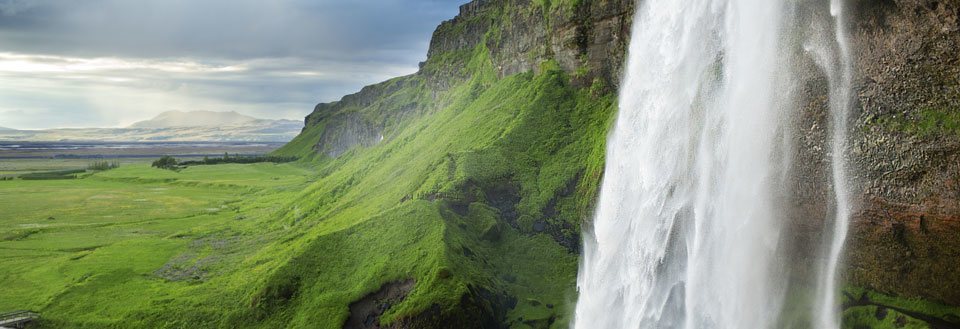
[0,110,301,142]
[129,110,291,128]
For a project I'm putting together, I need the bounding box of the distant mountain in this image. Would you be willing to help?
[0,126,16,132]
[130,110,261,128]
[0,111,302,142]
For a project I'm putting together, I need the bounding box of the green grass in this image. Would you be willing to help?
[231,45,614,325]
[839,286,960,329]
[0,163,318,327]
[18,169,86,180]
[0,159,124,179]
[95,163,313,188]
[843,305,931,329]
[0,158,196,179]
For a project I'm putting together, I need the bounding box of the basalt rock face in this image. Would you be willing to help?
[792,0,960,306]
[428,0,634,88]
[297,0,635,159]
[300,77,420,158]
[316,112,382,158]
[846,0,960,305]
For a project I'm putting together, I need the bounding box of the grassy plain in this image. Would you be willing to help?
[0,158,148,177]
[0,163,314,327]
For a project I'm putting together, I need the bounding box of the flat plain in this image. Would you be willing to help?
[0,162,314,326]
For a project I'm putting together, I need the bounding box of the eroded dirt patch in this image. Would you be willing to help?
[344,279,415,329]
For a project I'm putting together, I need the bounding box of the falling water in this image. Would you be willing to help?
[574,0,853,327]
[813,0,855,327]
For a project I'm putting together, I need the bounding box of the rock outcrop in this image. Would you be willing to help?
[846,0,960,305]
[301,0,635,158]
[428,0,634,87]
[790,0,960,307]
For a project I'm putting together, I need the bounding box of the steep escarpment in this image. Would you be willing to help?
[273,0,960,327]
[845,0,960,307]
[264,0,632,327]
[427,0,632,87]
[788,0,960,326]
[276,0,634,158]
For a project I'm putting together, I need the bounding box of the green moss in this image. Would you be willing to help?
[843,305,931,329]
[843,287,960,324]
[871,107,960,138]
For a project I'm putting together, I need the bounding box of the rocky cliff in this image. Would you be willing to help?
[278,0,634,159]
[279,0,960,327]
[792,0,960,304]
[847,0,960,306]
[782,1,960,327]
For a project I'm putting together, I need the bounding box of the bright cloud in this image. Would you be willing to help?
[0,0,462,129]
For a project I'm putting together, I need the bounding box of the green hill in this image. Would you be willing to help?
[0,1,630,328]
[260,2,627,325]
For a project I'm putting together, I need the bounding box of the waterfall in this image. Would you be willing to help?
[573,0,853,327]
[813,0,855,327]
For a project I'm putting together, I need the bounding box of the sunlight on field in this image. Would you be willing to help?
[96,163,313,188]
[0,158,150,177]
[0,162,313,324]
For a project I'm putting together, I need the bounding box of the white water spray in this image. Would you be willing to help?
[574,0,853,327]
[814,0,855,327]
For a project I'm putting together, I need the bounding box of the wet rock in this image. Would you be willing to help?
[792,0,960,305]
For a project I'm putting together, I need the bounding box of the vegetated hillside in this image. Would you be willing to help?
[264,0,633,326]
[273,0,960,328]
[2,0,953,328]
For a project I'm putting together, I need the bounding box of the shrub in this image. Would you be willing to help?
[152,156,179,170]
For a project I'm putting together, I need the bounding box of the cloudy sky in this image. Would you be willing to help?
[0,0,462,129]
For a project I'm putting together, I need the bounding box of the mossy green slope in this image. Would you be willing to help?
[0,2,617,327]
[248,45,616,326]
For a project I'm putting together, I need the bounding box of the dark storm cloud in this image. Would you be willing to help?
[0,0,463,129]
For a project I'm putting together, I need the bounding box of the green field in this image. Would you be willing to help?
[0,163,315,327]
[0,157,212,178]
[0,158,139,177]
